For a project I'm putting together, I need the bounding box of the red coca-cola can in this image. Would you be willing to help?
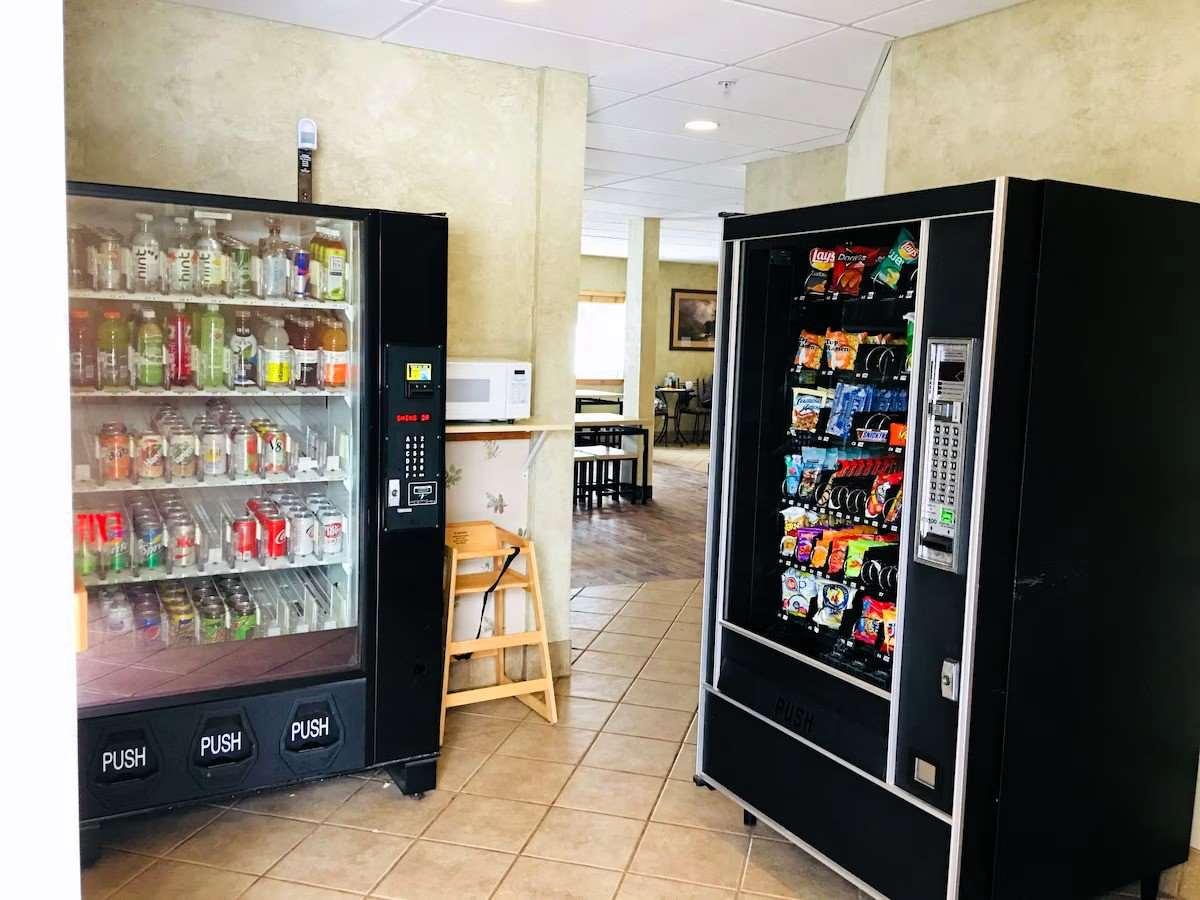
[246,496,277,518]
[230,515,257,562]
[261,513,288,558]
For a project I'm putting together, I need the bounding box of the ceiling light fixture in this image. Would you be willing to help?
[685,119,719,132]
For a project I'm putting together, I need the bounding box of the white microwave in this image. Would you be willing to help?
[446,358,532,422]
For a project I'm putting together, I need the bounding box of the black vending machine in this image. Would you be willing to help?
[68,182,447,843]
[698,179,1200,899]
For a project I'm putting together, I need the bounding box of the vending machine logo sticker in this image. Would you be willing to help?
[285,700,341,753]
[95,729,158,784]
[193,713,254,768]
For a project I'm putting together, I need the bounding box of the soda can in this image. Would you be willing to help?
[98,509,130,571]
[200,425,227,476]
[166,517,197,567]
[168,427,197,478]
[98,424,132,482]
[318,509,344,556]
[74,512,99,576]
[230,515,258,562]
[260,428,289,475]
[165,600,196,646]
[229,595,258,640]
[103,590,134,638]
[133,599,163,646]
[262,513,288,558]
[304,493,328,510]
[291,251,310,299]
[289,509,317,558]
[227,242,253,298]
[229,425,260,476]
[197,598,227,643]
[135,432,166,480]
[136,518,166,569]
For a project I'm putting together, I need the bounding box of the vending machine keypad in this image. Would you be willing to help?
[915,338,976,574]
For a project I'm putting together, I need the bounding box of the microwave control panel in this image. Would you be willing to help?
[915,338,976,574]
[384,345,443,532]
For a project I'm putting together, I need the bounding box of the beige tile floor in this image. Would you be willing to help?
[82,577,1198,899]
[653,445,710,475]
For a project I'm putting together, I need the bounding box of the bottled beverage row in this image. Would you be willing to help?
[70,303,349,392]
[69,211,350,302]
[82,398,344,488]
[74,486,347,583]
[87,568,343,656]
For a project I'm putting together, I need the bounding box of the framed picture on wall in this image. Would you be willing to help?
[669,289,718,351]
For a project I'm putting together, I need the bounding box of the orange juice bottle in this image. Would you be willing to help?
[321,319,348,388]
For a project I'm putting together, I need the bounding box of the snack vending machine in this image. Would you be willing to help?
[68,182,447,846]
[698,179,1200,899]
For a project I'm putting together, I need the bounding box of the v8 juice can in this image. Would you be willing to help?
[260,427,289,475]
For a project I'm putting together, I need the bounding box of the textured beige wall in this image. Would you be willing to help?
[744,145,847,214]
[845,52,891,200]
[579,255,717,387]
[887,0,1200,199]
[64,0,585,656]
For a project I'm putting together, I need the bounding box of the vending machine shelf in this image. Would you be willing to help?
[779,498,901,534]
[81,552,348,587]
[69,287,342,312]
[71,386,349,399]
[73,469,347,494]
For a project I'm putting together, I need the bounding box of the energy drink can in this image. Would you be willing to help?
[291,250,310,299]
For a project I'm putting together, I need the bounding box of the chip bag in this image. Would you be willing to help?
[798,447,824,500]
[795,330,825,369]
[791,388,827,432]
[831,245,885,297]
[781,567,818,619]
[853,597,896,649]
[870,228,919,291]
[865,472,903,518]
[825,329,866,371]
[813,580,853,629]
[794,527,824,564]
[804,248,836,297]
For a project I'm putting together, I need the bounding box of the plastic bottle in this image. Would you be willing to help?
[293,318,320,388]
[194,217,224,295]
[229,310,258,387]
[322,227,347,301]
[166,302,192,386]
[130,213,161,293]
[166,217,195,294]
[307,229,328,299]
[135,308,165,387]
[321,318,348,388]
[70,309,97,387]
[196,304,226,388]
[261,217,289,299]
[260,316,292,388]
[97,310,130,389]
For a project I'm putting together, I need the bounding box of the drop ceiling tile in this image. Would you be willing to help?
[591,95,837,148]
[585,198,685,218]
[587,122,758,164]
[589,86,636,113]
[657,66,863,130]
[773,130,849,152]
[586,187,695,211]
[726,0,913,25]
[743,27,891,89]
[174,0,423,37]
[585,169,633,187]
[648,162,749,190]
[857,0,1026,37]
[614,177,744,205]
[585,149,689,177]
[439,0,833,64]
[383,8,719,93]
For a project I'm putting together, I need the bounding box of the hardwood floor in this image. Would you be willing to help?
[571,448,712,587]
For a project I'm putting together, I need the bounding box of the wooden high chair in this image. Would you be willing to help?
[441,521,558,741]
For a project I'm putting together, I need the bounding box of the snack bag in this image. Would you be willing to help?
[825,329,866,371]
[870,228,919,291]
[831,245,885,297]
[826,383,874,438]
[783,454,802,497]
[781,567,818,619]
[779,534,797,557]
[782,506,808,538]
[804,248,836,297]
[798,447,824,500]
[865,472,903,518]
[791,388,828,432]
[881,603,898,655]
[853,597,895,648]
[844,538,893,580]
[813,580,853,629]
[794,527,824,564]
[884,485,904,525]
[795,330,825,369]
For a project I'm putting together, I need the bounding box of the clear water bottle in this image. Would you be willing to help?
[130,213,160,293]
[261,217,289,299]
[166,217,195,294]
[194,216,224,295]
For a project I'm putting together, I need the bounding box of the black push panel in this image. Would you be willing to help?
[80,679,365,821]
[717,629,889,778]
[703,692,949,900]
[893,213,992,813]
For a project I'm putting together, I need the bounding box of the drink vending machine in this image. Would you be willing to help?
[698,179,1200,899]
[68,181,448,852]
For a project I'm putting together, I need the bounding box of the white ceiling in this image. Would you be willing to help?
[174,0,1026,263]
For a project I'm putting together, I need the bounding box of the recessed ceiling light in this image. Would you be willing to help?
[685,119,719,132]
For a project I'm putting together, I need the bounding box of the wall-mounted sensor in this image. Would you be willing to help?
[297,118,317,203]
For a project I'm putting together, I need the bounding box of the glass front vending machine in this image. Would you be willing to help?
[699,179,1200,899]
[68,182,447,852]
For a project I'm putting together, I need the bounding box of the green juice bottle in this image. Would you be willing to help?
[97,309,130,389]
[135,308,164,387]
[197,304,226,388]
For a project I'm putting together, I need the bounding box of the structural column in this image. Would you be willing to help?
[623,217,660,493]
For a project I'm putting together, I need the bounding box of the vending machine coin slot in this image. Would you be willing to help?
[915,338,977,574]
[384,346,443,532]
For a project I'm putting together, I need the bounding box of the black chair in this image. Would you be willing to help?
[653,390,669,441]
[678,376,714,444]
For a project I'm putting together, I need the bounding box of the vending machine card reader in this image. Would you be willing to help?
[915,338,976,574]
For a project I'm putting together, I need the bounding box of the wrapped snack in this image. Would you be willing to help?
[782,567,818,619]
[783,454,802,497]
[831,245,885,297]
[825,329,866,371]
[826,383,874,438]
[853,597,896,649]
[870,228,919,291]
[884,485,904,525]
[813,580,853,629]
[881,603,898,655]
[865,471,904,518]
[795,330,825,369]
[782,506,808,537]
[844,538,895,580]
[798,447,824,500]
[804,247,836,297]
[794,527,824,564]
[791,388,828,432]
[779,534,797,557]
